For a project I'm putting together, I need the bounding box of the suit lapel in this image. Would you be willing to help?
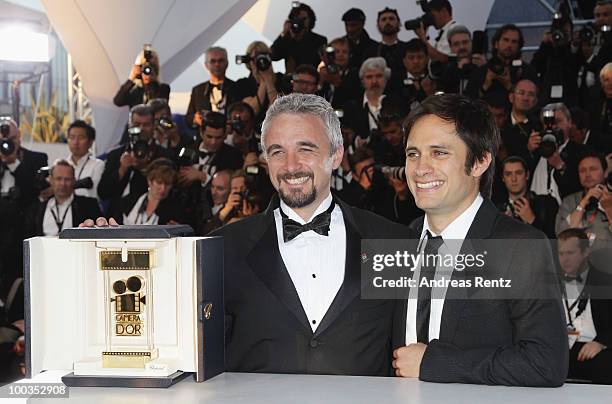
[314,200,361,337]
[246,199,312,333]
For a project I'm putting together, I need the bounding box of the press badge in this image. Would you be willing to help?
[567,326,580,349]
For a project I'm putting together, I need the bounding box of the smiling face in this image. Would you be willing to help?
[264,113,342,210]
[405,114,490,225]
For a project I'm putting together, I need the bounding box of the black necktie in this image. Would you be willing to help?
[280,202,335,242]
[416,231,444,343]
[434,29,444,43]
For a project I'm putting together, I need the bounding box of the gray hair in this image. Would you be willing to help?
[129,104,153,123]
[260,93,343,157]
[600,62,612,80]
[205,46,228,62]
[542,102,571,121]
[359,57,391,80]
[447,24,471,45]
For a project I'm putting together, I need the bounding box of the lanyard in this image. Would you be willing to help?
[564,287,588,328]
[75,154,90,180]
[136,195,156,225]
[50,198,71,232]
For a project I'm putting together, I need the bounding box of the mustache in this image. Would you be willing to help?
[278,171,314,182]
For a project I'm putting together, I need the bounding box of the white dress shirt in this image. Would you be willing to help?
[196,144,215,187]
[362,93,386,131]
[0,159,20,195]
[432,20,456,56]
[274,193,346,332]
[564,269,597,343]
[405,194,483,344]
[43,195,74,236]
[530,139,569,204]
[124,193,159,225]
[68,153,105,200]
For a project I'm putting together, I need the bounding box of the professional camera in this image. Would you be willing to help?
[127,127,151,160]
[375,165,406,181]
[228,118,245,134]
[34,166,51,192]
[290,17,305,34]
[323,45,339,75]
[155,116,175,130]
[539,109,564,158]
[579,24,596,43]
[550,12,569,47]
[74,177,93,190]
[0,116,16,156]
[141,44,155,76]
[486,56,506,75]
[607,171,612,193]
[235,53,272,71]
[176,147,199,167]
[200,110,227,129]
[404,0,435,31]
[472,30,488,55]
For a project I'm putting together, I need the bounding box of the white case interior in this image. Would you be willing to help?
[27,236,204,378]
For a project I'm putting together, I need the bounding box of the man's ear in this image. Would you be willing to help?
[471,152,492,178]
[331,146,344,170]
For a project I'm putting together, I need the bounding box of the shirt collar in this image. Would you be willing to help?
[69,153,90,166]
[279,192,333,225]
[510,112,528,126]
[362,93,386,107]
[420,193,484,241]
[440,20,455,32]
[50,194,74,208]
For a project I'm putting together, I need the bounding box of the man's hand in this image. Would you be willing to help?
[193,111,203,127]
[219,191,243,221]
[577,341,605,361]
[38,185,53,201]
[546,150,565,171]
[527,131,542,153]
[178,166,206,186]
[79,217,119,227]
[129,64,141,81]
[392,343,427,378]
[514,197,536,224]
[494,67,512,90]
[282,20,291,37]
[600,189,612,222]
[471,53,486,67]
[414,22,427,43]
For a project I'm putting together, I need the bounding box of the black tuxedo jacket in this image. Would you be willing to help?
[113,80,170,109]
[185,79,240,128]
[212,195,410,375]
[27,195,101,236]
[4,148,48,206]
[119,190,188,225]
[343,94,407,140]
[392,199,568,386]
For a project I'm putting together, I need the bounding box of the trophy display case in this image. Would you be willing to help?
[24,225,224,388]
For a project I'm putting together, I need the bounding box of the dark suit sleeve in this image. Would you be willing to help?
[271,35,290,61]
[113,80,136,107]
[185,87,199,128]
[98,149,131,200]
[159,83,170,100]
[419,237,568,387]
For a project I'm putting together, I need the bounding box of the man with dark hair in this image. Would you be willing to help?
[392,93,567,386]
[365,7,407,92]
[226,101,259,156]
[98,104,174,218]
[186,46,239,127]
[147,98,191,152]
[271,2,327,73]
[399,39,436,111]
[341,8,377,70]
[465,24,539,101]
[291,64,319,95]
[498,156,559,238]
[557,227,612,384]
[65,120,105,201]
[411,0,456,62]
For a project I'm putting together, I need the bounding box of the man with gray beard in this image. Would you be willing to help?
[212,93,410,375]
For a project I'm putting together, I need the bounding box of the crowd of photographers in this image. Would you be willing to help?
[1,0,612,383]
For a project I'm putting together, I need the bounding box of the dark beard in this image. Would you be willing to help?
[278,171,316,208]
[381,24,399,36]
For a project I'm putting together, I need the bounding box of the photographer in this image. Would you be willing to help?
[410,0,456,63]
[590,0,612,75]
[291,64,320,95]
[65,120,105,202]
[341,8,377,70]
[178,111,243,189]
[318,37,361,110]
[438,25,487,94]
[556,152,612,250]
[399,39,436,111]
[203,169,248,233]
[343,57,406,145]
[121,158,187,225]
[24,159,101,237]
[465,24,539,101]
[587,62,612,139]
[225,101,260,156]
[113,46,170,108]
[373,107,408,167]
[186,47,239,128]
[235,41,288,124]
[270,2,327,73]
[147,98,191,153]
[531,11,579,106]
[498,156,558,238]
[530,103,586,203]
[500,79,542,169]
[98,104,173,218]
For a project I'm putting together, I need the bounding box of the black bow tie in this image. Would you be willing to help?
[199,150,213,159]
[434,29,444,43]
[210,83,222,90]
[564,274,583,283]
[280,202,335,242]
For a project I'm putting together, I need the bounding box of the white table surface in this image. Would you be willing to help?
[7,371,611,404]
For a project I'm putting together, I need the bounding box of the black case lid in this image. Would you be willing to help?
[59,225,194,239]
